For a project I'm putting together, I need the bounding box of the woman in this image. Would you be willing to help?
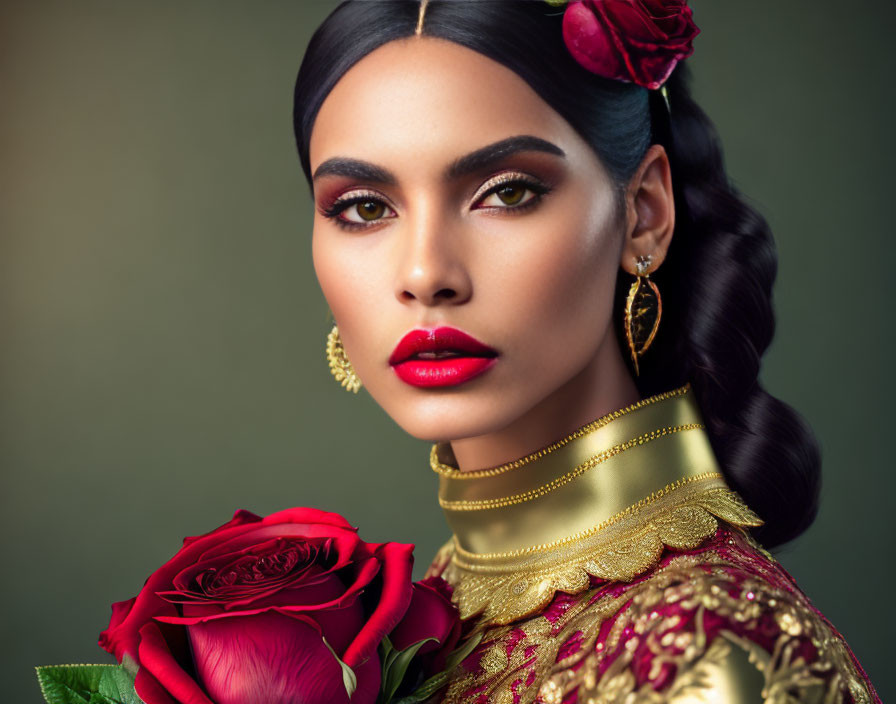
[294,1,879,702]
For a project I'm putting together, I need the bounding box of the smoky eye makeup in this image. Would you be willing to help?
[315,167,556,232]
[317,188,398,231]
[469,171,554,213]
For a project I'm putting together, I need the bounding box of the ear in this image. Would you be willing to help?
[619,144,675,275]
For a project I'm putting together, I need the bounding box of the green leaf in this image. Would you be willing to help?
[322,636,357,699]
[36,665,143,704]
[377,636,439,704]
[393,671,447,704]
[378,635,399,680]
[87,694,118,704]
[393,631,484,704]
[443,631,483,672]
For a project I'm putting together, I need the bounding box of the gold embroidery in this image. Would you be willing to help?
[442,478,762,625]
[429,384,691,479]
[437,541,875,704]
[441,553,721,704]
[444,589,614,704]
[438,424,705,511]
[535,542,875,704]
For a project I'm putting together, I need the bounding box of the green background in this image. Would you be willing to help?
[2,1,892,700]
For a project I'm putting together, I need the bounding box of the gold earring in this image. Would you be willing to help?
[326,324,361,393]
[624,254,662,376]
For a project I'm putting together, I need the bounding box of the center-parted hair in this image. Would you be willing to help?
[292,0,821,549]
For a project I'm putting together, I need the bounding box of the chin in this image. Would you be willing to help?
[377,390,530,445]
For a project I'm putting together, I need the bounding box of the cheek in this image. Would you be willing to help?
[312,225,391,363]
[483,216,621,362]
[311,226,351,318]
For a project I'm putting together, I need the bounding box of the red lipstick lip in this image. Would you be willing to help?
[389,327,498,365]
[389,327,499,388]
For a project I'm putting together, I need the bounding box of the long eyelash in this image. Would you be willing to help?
[319,194,375,219]
[318,176,552,231]
[319,193,390,231]
[475,176,553,214]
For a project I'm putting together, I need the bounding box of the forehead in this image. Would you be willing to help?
[309,37,577,176]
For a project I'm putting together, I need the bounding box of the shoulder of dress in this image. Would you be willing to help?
[653,630,767,703]
[654,627,878,704]
[537,528,880,703]
[438,527,879,704]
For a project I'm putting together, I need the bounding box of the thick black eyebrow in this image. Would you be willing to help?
[312,158,397,186]
[446,135,566,179]
[311,135,566,185]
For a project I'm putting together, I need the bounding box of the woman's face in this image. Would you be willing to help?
[309,37,634,448]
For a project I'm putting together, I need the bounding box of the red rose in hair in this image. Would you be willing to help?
[99,508,416,704]
[561,0,699,89]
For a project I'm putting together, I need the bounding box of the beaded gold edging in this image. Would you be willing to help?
[439,423,704,511]
[451,471,724,561]
[430,383,691,479]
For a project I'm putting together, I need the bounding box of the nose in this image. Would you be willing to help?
[394,205,473,307]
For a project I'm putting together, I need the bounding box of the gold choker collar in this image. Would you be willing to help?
[429,384,765,624]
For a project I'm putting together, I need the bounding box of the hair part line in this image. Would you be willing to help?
[415,0,429,36]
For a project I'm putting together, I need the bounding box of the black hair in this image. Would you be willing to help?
[292,0,821,549]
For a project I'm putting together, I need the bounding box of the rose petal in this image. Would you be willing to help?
[562,0,699,89]
[107,598,136,631]
[134,668,179,704]
[350,652,382,704]
[169,535,339,598]
[601,0,665,41]
[188,525,361,573]
[181,509,262,547]
[342,542,415,668]
[157,566,370,646]
[100,518,271,661]
[187,611,353,704]
[100,518,361,662]
[563,1,626,80]
[390,577,460,654]
[136,621,215,704]
[262,507,357,532]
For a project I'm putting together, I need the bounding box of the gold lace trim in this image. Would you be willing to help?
[438,423,704,511]
[441,477,764,625]
[430,384,691,478]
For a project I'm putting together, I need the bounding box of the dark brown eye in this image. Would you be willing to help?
[356,200,385,221]
[495,185,526,206]
[476,177,547,210]
[320,190,397,230]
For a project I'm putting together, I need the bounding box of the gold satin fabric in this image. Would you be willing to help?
[435,384,726,554]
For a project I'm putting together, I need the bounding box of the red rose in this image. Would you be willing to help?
[99,508,415,704]
[562,0,700,89]
[390,577,462,678]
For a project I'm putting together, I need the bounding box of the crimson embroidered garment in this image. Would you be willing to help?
[424,385,879,703]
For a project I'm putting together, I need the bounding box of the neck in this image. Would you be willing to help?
[448,333,640,471]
